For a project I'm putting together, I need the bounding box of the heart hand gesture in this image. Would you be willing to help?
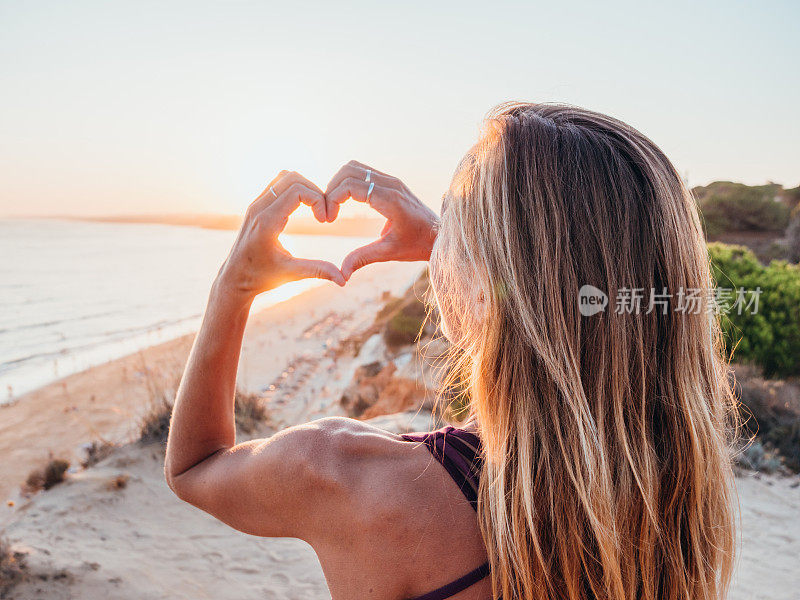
[216,163,439,300]
[325,161,440,281]
[216,171,346,299]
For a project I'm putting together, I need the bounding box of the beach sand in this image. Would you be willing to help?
[0,262,421,503]
[731,472,800,599]
[4,448,796,599]
[1,261,798,599]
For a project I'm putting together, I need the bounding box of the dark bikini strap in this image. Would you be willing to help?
[401,427,490,600]
[408,562,491,600]
[401,426,483,510]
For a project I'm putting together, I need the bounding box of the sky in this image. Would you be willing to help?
[1,0,798,218]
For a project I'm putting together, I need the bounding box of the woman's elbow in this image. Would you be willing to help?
[163,454,195,501]
[164,460,183,498]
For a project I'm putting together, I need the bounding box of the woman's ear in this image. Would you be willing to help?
[471,285,489,330]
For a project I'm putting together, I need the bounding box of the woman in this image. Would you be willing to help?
[165,103,737,600]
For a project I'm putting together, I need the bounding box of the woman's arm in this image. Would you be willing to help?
[163,281,250,481]
[164,164,439,540]
[164,171,345,536]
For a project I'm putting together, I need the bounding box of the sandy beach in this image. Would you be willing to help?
[0,262,420,503]
[1,262,798,599]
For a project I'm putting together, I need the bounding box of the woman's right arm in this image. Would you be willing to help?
[164,171,351,539]
[324,160,440,280]
[165,165,438,541]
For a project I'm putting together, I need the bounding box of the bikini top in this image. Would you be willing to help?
[400,427,491,600]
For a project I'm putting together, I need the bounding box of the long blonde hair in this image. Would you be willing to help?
[430,103,737,600]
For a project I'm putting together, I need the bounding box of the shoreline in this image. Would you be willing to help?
[0,218,384,403]
[0,261,422,502]
[1,317,199,405]
[0,276,322,404]
[7,213,386,237]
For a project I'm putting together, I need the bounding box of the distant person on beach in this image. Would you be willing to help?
[165,103,737,600]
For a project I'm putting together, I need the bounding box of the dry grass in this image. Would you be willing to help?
[23,457,70,494]
[139,390,269,444]
[734,365,800,473]
[139,398,173,444]
[234,391,269,434]
[81,440,117,468]
[137,367,180,444]
[0,537,27,597]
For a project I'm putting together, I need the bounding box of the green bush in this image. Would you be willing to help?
[781,185,800,213]
[380,269,433,348]
[709,243,800,377]
[696,182,789,237]
[787,204,800,263]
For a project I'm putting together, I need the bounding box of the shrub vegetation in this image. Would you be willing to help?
[23,457,70,493]
[709,242,800,377]
[0,537,27,596]
[694,181,789,237]
[139,390,268,444]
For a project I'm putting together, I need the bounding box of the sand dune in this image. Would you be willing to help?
[1,262,799,599]
[3,419,798,599]
[731,472,800,599]
[0,262,421,503]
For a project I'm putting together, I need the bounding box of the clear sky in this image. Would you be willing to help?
[1,0,798,217]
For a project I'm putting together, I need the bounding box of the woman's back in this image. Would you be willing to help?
[300,418,492,600]
[431,103,737,600]
[165,102,737,600]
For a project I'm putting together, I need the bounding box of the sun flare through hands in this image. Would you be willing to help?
[218,162,440,297]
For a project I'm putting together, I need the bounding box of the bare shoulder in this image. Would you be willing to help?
[296,415,404,448]
[165,415,423,541]
[301,418,488,599]
[296,417,469,533]
[286,416,441,524]
[269,417,438,545]
[288,416,419,487]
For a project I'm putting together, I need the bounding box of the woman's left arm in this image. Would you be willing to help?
[164,171,346,537]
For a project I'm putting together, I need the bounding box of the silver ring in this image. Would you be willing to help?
[366,182,375,203]
[365,169,371,183]
[269,187,278,198]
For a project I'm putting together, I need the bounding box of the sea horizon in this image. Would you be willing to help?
[0,218,374,402]
[0,212,385,238]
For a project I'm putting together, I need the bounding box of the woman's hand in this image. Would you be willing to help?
[216,171,345,299]
[325,161,439,281]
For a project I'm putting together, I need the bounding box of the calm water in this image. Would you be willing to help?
[0,219,371,402]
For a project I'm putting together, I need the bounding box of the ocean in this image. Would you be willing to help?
[0,219,373,402]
